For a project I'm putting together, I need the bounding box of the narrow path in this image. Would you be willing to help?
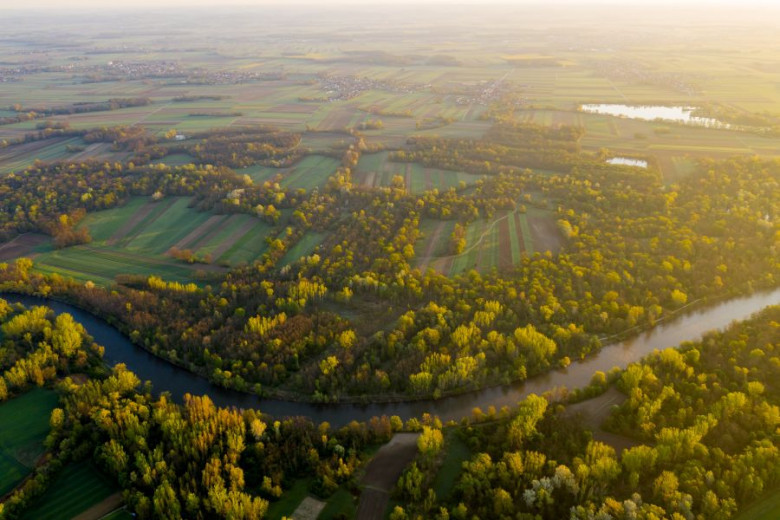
[356,433,420,520]
[430,201,524,265]
[562,387,638,455]
[417,220,447,271]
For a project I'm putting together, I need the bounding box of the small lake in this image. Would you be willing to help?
[2,288,778,427]
[607,157,648,168]
[581,104,728,128]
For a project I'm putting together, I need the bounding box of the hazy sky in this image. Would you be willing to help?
[4,0,778,7]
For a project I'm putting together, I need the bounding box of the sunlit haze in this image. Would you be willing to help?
[0,0,777,518]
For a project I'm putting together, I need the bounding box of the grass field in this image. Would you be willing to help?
[318,487,357,520]
[265,478,313,519]
[20,462,119,520]
[733,488,780,520]
[0,388,59,496]
[31,196,276,284]
[431,431,472,501]
[281,155,340,190]
[151,153,196,166]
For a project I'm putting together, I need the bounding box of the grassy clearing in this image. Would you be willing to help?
[414,219,456,260]
[281,155,340,190]
[236,163,285,184]
[0,388,59,495]
[417,204,558,276]
[431,431,472,501]
[236,155,339,190]
[265,477,313,519]
[733,488,780,520]
[151,153,196,166]
[20,461,118,520]
[280,231,327,266]
[318,487,357,520]
[356,152,480,194]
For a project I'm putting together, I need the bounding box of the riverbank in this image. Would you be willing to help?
[1,286,777,427]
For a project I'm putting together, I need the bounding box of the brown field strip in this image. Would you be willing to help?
[357,433,420,520]
[528,215,563,253]
[417,220,448,271]
[498,218,513,270]
[186,214,233,251]
[0,233,49,261]
[169,214,224,252]
[363,170,376,188]
[72,493,123,520]
[210,217,260,261]
[513,212,527,253]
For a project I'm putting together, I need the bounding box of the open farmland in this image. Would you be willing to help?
[31,196,277,284]
[0,389,59,496]
[0,137,88,175]
[0,234,51,262]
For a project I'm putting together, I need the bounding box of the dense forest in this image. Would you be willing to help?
[0,303,776,519]
[390,305,780,519]
[0,299,400,520]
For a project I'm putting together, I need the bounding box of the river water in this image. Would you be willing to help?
[3,288,778,427]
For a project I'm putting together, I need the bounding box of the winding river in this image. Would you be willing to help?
[3,288,779,427]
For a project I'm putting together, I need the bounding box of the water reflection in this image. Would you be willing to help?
[581,104,728,128]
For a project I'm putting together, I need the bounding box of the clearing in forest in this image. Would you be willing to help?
[415,205,563,276]
[20,462,119,520]
[355,151,481,194]
[0,388,59,496]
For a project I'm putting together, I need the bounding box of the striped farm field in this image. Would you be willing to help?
[31,196,279,284]
[20,462,119,520]
[0,388,59,496]
[415,205,563,276]
[356,152,481,194]
[0,137,84,175]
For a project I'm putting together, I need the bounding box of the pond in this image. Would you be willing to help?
[581,104,728,128]
[607,157,648,168]
[2,288,778,427]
